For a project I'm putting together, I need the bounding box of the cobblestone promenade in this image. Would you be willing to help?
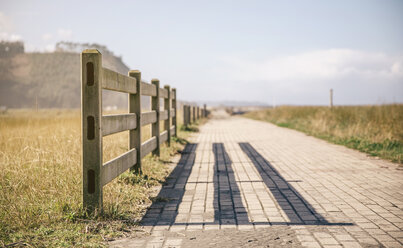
[111,110,403,248]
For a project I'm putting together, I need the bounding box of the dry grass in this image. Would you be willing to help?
[0,109,195,247]
[244,104,403,164]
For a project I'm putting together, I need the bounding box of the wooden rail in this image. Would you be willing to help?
[81,49,179,212]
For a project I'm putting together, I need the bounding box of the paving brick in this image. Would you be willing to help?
[339,241,362,248]
[379,241,402,248]
[300,241,321,247]
[297,235,316,242]
[334,234,355,241]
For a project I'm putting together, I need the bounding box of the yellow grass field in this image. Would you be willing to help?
[244,104,403,164]
[0,109,193,247]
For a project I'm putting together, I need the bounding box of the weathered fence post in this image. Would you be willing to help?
[192,106,196,123]
[188,105,193,124]
[197,107,200,120]
[186,105,189,125]
[81,49,103,212]
[330,89,333,108]
[164,85,171,146]
[187,105,190,125]
[186,105,190,125]
[204,104,207,117]
[190,106,192,123]
[129,70,142,174]
[184,105,189,126]
[152,79,160,156]
[172,88,177,137]
[184,105,187,126]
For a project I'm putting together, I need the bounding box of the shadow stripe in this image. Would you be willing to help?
[239,142,329,225]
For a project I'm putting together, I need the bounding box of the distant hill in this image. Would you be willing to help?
[0,41,136,109]
[203,100,270,107]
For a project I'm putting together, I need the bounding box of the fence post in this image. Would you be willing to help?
[183,105,186,126]
[185,105,189,125]
[185,105,187,126]
[192,106,196,123]
[197,107,200,120]
[189,106,191,123]
[151,79,160,156]
[81,49,103,213]
[185,105,188,126]
[185,105,189,126]
[129,70,142,174]
[204,104,207,117]
[188,105,191,124]
[164,85,171,146]
[172,88,177,137]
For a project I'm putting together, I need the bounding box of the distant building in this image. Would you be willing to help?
[0,41,24,57]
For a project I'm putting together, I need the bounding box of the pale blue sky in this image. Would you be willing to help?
[1,0,403,105]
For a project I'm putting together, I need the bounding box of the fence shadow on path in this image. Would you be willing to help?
[239,142,352,226]
[139,142,352,227]
[140,143,198,226]
[213,143,250,225]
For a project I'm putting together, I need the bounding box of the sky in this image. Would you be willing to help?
[1,0,403,105]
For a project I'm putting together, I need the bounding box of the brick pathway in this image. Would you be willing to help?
[110,110,403,248]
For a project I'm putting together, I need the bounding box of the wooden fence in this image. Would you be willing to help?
[81,49,178,212]
[182,104,208,126]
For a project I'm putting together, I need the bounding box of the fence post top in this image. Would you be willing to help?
[151,78,160,83]
[129,70,141,76]
[82,49,101,54]
[164,85,170,89]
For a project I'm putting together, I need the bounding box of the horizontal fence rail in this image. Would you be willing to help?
[81,49,183,212]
